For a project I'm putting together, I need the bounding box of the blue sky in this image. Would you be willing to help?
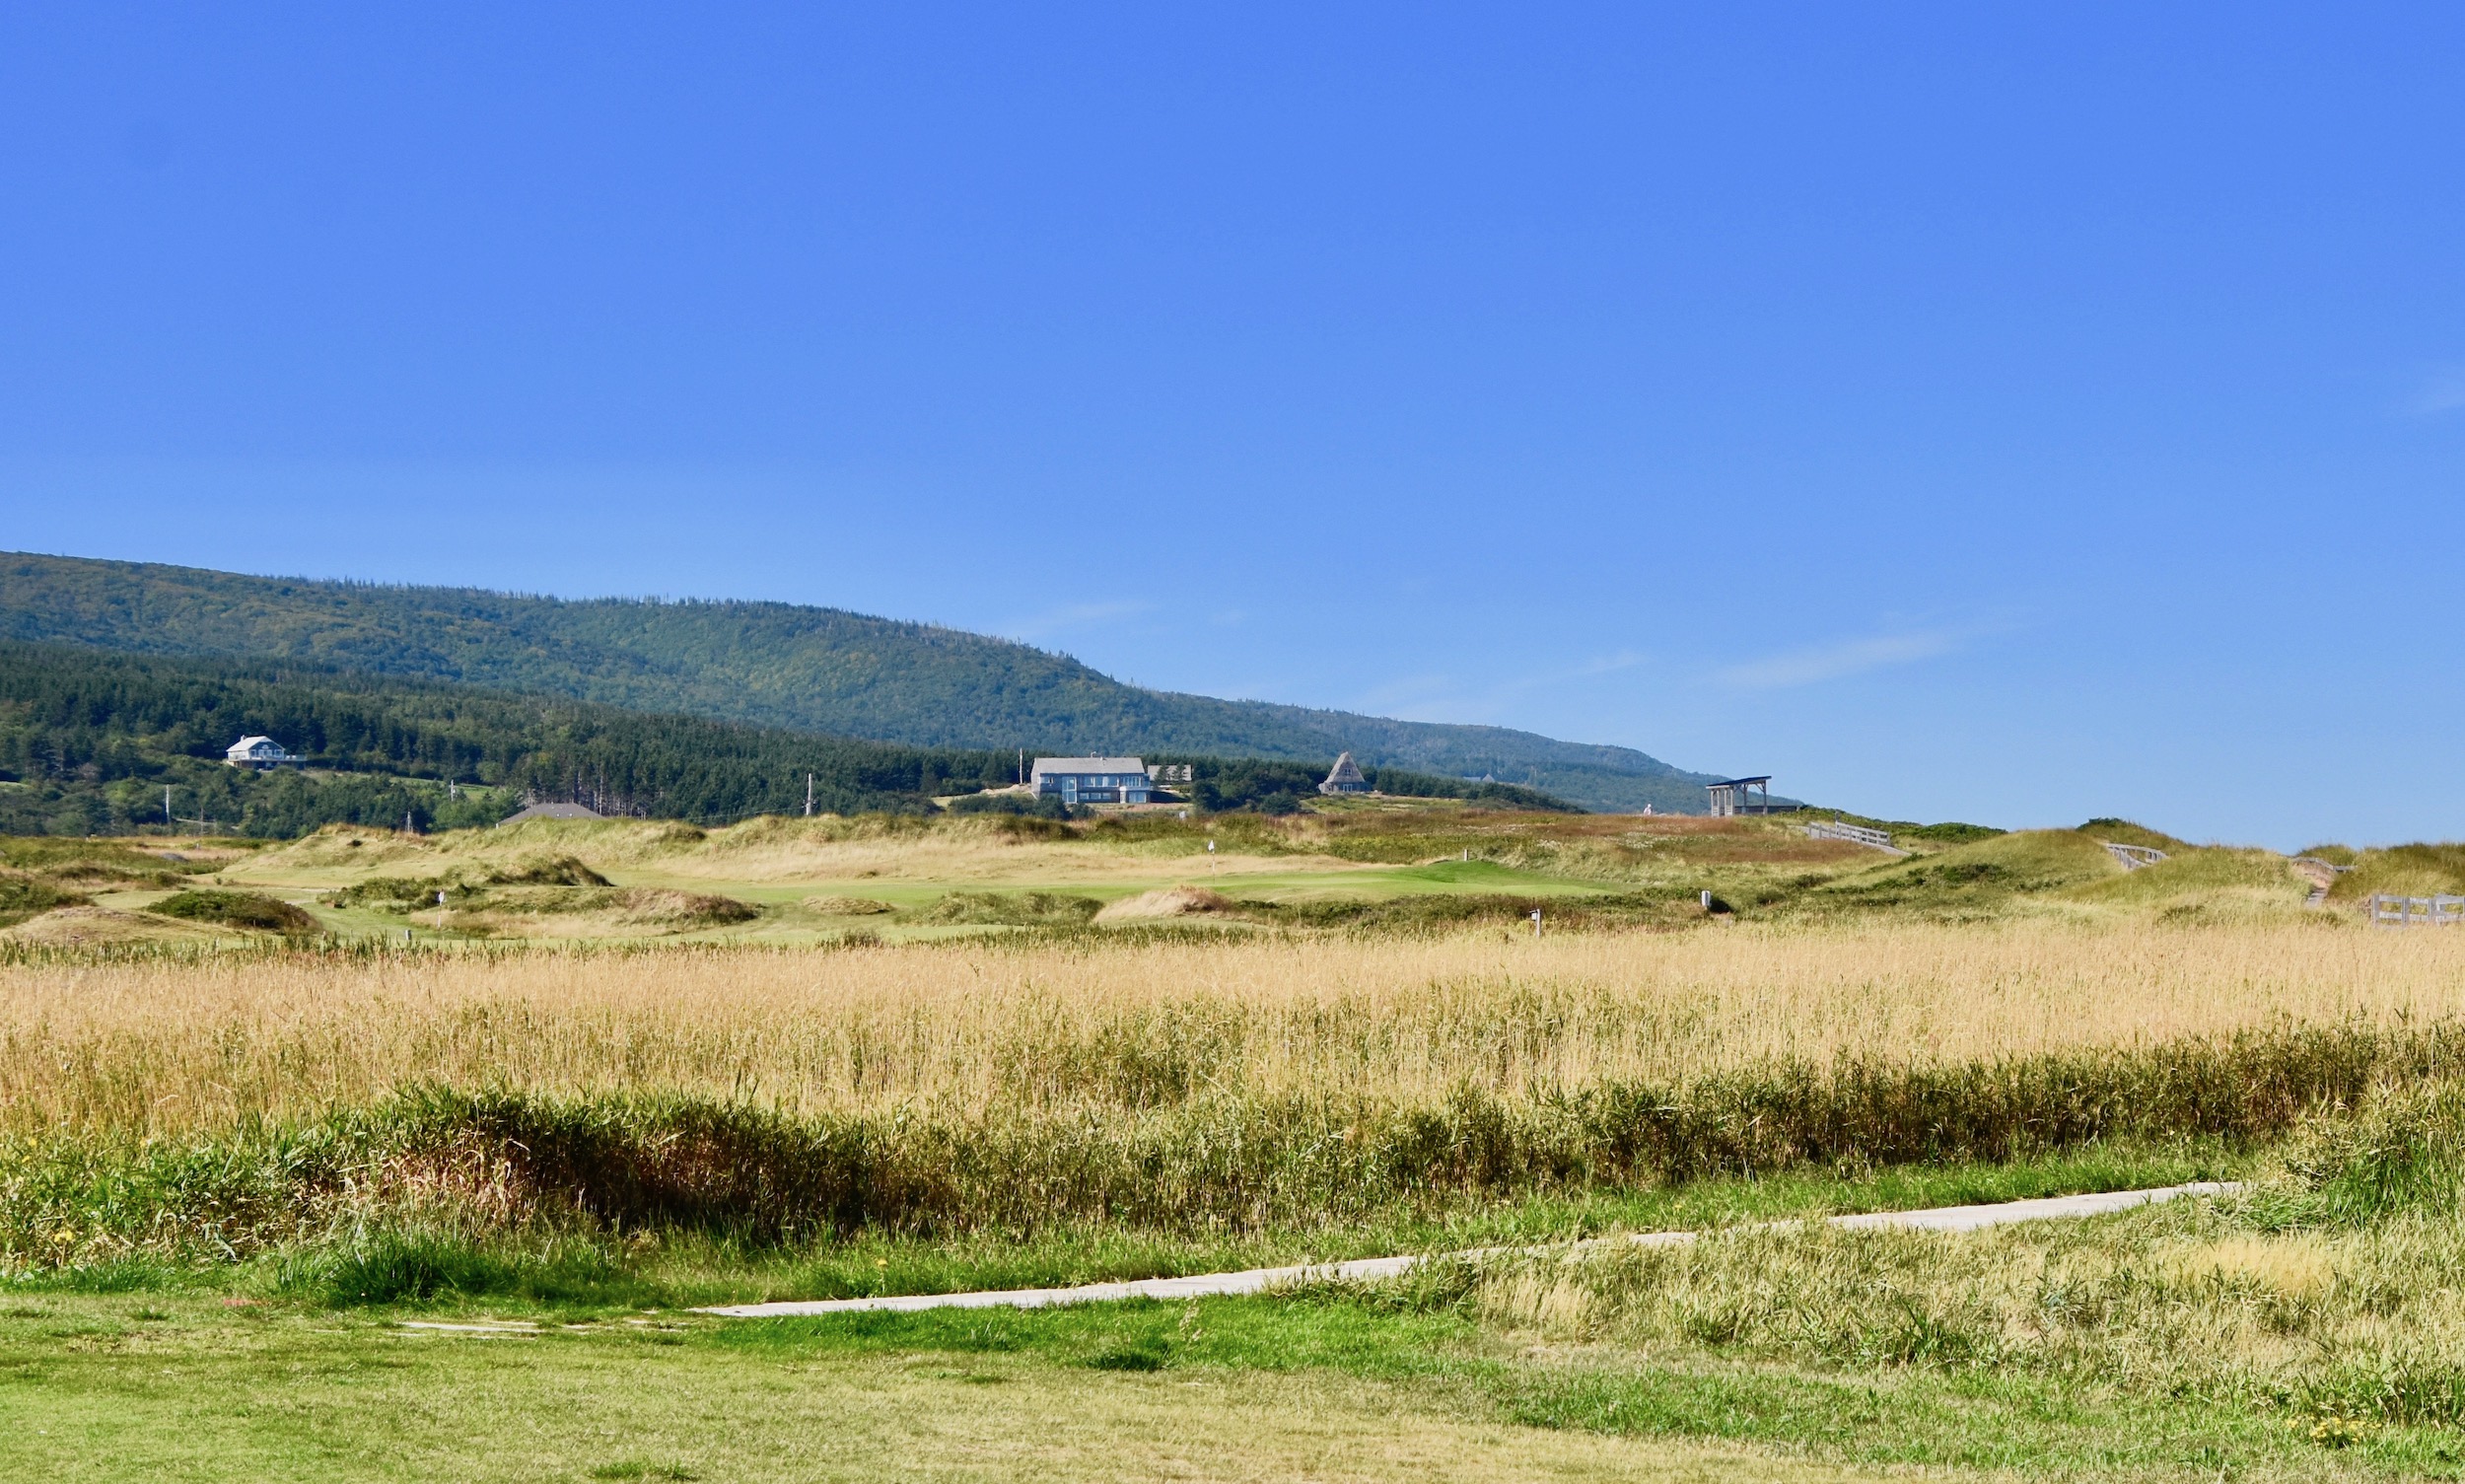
[3,5,2460,846]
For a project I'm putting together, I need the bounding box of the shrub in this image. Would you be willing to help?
[911,891,1100,926]
[277,1224,628,1306]
[144,889,319,935]
[484,854,611,887]
[1904,821,2004,844]
[0,871,83,927]
[804,895,894,915]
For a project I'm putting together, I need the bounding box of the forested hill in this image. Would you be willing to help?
[0,552,1723,813]
[0,642,1569,837]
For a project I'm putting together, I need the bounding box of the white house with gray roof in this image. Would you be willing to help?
[224,736,299,769]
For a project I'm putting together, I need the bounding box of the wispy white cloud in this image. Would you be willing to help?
[1001,600,1155,642]
[1344,650,1655,723]
[1715,631,1959,690]
[1570,649,1648,679]
[2404,369,2465,417]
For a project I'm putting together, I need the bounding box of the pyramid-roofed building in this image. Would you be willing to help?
[1318,751,1370,795]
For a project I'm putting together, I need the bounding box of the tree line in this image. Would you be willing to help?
[0,642,1572,837]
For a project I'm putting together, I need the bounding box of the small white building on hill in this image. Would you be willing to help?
[225,736,299,769]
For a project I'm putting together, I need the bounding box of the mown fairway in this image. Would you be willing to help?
[4,1279,2415,1483]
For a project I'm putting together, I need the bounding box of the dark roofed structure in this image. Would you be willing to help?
[499,801,606,826]
[1704,776,1775,816]
[1318,751,1370,795]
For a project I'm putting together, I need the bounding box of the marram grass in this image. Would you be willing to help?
[4,920,2457,1135]
[11,919,2465,1269]
[1,1023,2447,1268]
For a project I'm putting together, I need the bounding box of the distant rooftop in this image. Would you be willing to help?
[225,735,298,766]
[1029,757,1148,776]
[499,802,604,825]
[1319,751,1369,794]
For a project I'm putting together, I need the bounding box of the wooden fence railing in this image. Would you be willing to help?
[2370,894,2465,928]
[2102,842,2168,871]
[1804,820,1907,855]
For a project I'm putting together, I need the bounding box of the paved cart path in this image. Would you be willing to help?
[694,1181,2241,1319]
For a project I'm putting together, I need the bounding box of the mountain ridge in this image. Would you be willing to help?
[0,551,1726,812]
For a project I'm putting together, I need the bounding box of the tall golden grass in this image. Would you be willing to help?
[6,920,2461,1138]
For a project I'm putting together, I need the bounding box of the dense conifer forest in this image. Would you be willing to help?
[0,642,1567,836]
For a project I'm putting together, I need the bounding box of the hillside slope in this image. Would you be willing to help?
[0,641,1568,837]
[0,552,1724,812]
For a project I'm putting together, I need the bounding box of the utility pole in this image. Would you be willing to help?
[165,786,174,827]
[1018,748,1024,786]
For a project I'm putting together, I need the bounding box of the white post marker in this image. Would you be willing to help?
[1530,908,1543,937]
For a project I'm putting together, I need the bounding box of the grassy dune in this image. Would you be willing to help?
[0,805,2360,951]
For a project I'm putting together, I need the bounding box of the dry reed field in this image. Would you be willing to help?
[8,919,2462,1137]
[20,904,2465,1478]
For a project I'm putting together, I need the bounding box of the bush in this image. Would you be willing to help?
[911,891,1101,927]
[332,875,473,910]
[485,854,611,887]
[1904,821,2004,844]
[0,871,83,927]
[145,889,320,935]
[278,1225,628,1306]
[947,792,1073,820]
